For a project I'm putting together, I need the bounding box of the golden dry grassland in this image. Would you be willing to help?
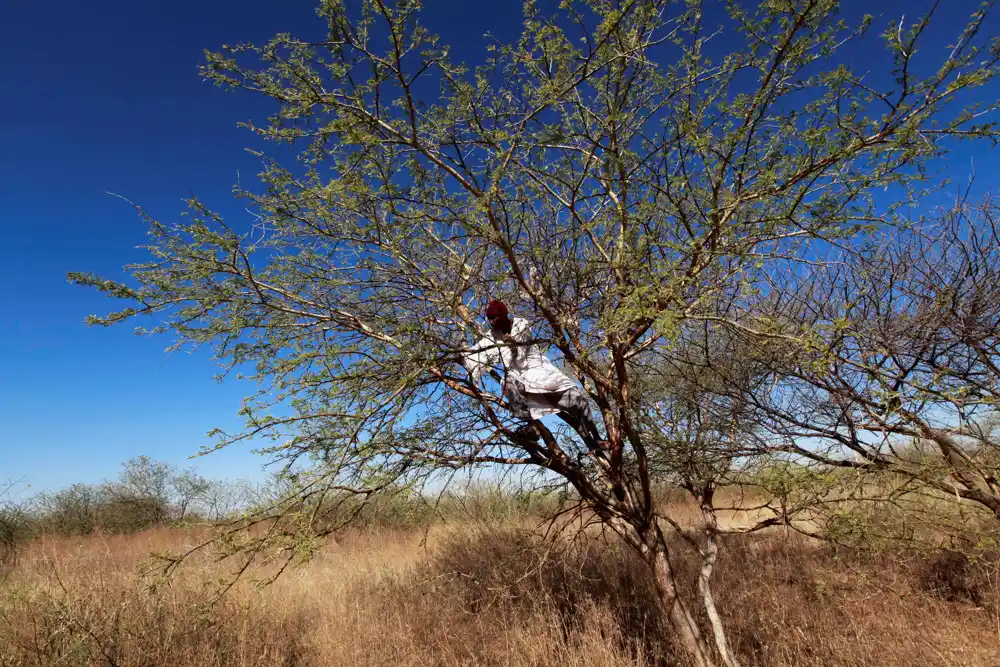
[1,500,998,666]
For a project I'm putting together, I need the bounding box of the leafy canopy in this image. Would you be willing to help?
[71,0,1000,537]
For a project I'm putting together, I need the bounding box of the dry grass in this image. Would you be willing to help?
[1,517,998,667]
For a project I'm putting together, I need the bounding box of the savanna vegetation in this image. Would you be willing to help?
[1,468,999,666]
[13,0,1000,664]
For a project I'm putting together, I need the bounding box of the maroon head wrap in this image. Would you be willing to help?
[485,300,508,319]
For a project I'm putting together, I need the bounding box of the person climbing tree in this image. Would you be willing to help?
[463,300,606,450]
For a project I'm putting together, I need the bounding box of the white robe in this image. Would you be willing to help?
[463,317,580,419]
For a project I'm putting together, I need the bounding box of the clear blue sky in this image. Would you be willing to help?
[0,0,522,494]
[1,0,995,494]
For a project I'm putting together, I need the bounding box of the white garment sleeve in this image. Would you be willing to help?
[509,318,533,345]
[462,337,499,384]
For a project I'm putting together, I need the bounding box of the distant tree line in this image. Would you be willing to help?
[0,456,250,547]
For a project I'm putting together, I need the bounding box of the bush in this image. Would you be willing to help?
[421,527,677,663]
[914,548,994,605]
[0,495,31,575]
[0,510,23,574]
[23,457,222,538]
[306,484,565,534]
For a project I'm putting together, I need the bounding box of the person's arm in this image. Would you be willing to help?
[508,318,534,349]
[462,337,500,384]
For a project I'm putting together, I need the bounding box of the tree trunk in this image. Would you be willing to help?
[649,532,716,667]
[698,530,741,667]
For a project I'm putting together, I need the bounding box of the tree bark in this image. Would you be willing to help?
[648,529,716,667]
[698,529,741,667]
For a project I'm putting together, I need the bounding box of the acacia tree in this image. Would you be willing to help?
[106,455,173,527]
[72,1,1000,664]
[709,196,1000,540]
